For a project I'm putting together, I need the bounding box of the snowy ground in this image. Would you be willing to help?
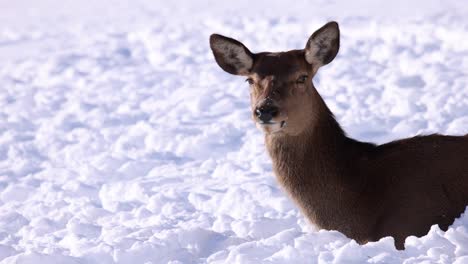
[0,0,467,263]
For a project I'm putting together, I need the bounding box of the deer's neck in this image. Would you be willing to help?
[265,86,370,229]
[266,86,349,177]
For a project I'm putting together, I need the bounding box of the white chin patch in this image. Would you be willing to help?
[256,121,286,134]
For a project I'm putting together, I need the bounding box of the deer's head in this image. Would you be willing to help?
[210,22,339,135]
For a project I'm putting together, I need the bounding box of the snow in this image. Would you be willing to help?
[0,0,467,263]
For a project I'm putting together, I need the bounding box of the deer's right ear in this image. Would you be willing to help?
[209,34,254,75]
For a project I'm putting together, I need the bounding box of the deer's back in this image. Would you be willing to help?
[362,134,468,248]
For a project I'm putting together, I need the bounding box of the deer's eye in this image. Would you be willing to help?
[296,75,308,84]
[246,78,254,85]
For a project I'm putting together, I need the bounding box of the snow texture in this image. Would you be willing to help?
[0,0,467,263]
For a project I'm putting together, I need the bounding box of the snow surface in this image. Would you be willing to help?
[0,0,467,263]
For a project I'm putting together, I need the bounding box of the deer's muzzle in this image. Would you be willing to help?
[255,105,279,124]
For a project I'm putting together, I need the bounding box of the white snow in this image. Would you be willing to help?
[0,0,467,263]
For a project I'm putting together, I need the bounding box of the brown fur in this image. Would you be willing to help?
[210,22,468,249]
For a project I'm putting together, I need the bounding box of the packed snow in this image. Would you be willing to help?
[0,0,467,263]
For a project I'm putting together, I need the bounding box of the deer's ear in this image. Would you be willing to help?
[209,34,254,75]
[305,21,340,66]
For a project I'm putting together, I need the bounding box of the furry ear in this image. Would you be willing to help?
[209,34,254,75]
[305,21,340,66]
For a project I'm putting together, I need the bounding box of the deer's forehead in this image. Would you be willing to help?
[251,50,310,78]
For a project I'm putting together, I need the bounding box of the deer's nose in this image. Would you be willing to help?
[255,106,279,123]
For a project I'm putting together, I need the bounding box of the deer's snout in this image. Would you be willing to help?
[255,105,279,123]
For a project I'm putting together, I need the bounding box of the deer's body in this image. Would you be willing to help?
[209,22,468,249]
[267,87,468,248]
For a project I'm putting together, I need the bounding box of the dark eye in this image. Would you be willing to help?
[296,75,308,84]
[246,78,254,85]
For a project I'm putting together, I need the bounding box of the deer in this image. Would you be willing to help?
[209,21,468,250]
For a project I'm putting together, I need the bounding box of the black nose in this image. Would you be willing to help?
[255,106,279,123]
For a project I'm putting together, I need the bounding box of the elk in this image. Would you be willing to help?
[209,21,468,249]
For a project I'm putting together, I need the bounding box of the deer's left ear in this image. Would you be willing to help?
[209,34,254,75]
[305,21,340,66]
